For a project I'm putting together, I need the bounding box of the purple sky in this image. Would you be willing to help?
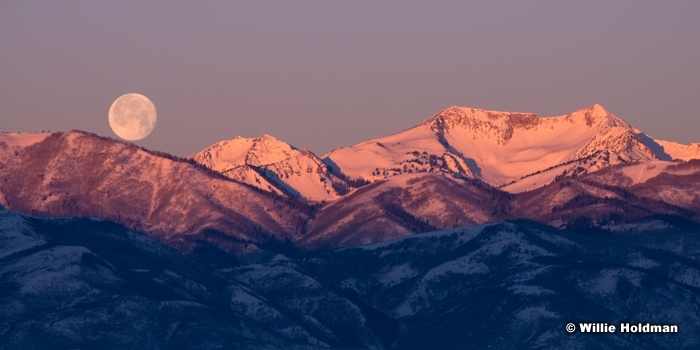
[2,1,699,156]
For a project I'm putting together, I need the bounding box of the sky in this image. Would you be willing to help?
[1,1,699,156]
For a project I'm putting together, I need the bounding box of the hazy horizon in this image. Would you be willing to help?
[2,1,699,156]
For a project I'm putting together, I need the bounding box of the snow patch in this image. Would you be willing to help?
[627,252,661,269]
[5,246,95,295]
[515,306,558,321]
[655,139,700,161]
[509,285,555,296]
[0,132,52,148]
[579,269,643,297]
[0,211,47,259]
[377,263,418,287]
[670,263,700,289]
[423,256,489,280]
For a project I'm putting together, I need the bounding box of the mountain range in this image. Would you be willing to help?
[1,104,699,250]
[2,103,700,348]
[2,208,700,349]
[195,104,700,199]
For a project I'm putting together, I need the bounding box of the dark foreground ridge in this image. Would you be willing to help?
[2,208,699,349]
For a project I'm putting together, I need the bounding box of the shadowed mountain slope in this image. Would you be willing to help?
[3,208,700,349]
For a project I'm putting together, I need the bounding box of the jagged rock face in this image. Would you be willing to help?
[192,134,348,202]
[426,107,541,144]
[0,131,309,250]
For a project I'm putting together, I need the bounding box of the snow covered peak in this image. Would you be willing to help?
[425,104,628,137]
[586,103,608,114]
[324,104,673,193]
[424,106,540,136]
[192,134,349,202]
[256,133,288,146]
[247,135,297,166]
[565,104,630,129]
[192,134,297,171]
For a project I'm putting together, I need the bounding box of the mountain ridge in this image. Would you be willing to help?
[0,130,311,252]
[324,104,699,192]
[191,134,351,202]
[3,206,700,349]
[3,105,700,349]
[2,104,700,250]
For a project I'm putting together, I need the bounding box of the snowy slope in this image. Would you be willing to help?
[192,134,348,202]
[245,221,700,349]
[654,139,700,161]
[513,159,700,231]
[0,131,53,163]
[324,104,677,193]
[302,173,511,249]
[191,104,700,198]
[0,208,335,349]
[8,208,700,349]
[0,131,309,250]
[584,160,674,187]
[0,131,52,148]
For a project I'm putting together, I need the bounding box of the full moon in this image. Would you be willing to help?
[108,93,157,141]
